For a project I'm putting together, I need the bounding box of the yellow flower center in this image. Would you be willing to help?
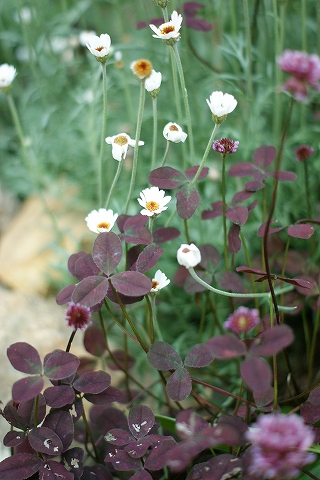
[182,247,190,253]
[237,316,247,329]
[95,46,104,52]
[114,135,128,146]
[97,222,110,230]
[169,124,179,131]
[152,280,159,289]
[161,25,175,34]
[132,59,153,78]
[146,201,160,212]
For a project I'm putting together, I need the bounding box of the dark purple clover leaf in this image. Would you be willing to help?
[228,162,259,178]
[153,226,180,243]
[144,437,177,470]
[309,386,320,405]
[38,460,74,479]
[107,349,135,371]
[82,464,113,480]
[148,166,187,189]
[7,342,42,375]
[184,269,213,293]
[128,405,155,439]
[202,200,224,220]
[217,415,248,444]
[111,271,152,296]
[84,385,124,405]
[56,284,76,305]
[62,447,84,479]
[68,252,87,278]
[123,215,153,245]
[240,356,272,394]
[249,324,294,356]
[199,244,220,271]
[105,428,134,446]
[184,344,214,368]
[135,244,163,273]
[74,252,100,280]
[257,219,285,237]
[228,224,241,254]
[206,335,246,359]
[176,183,200,219]
[28,427,63,455]
[73,370,111,394]
[84,325,106,357]
[72,276,109,307]
[125,437,154,458]
[253,145,276,169]
[245,179,265,191]
[215,271,245,292]
[226,206,249,226]
[268,170,297,181]
[186,454,243,480]
[42,409,74,452]
[232,190,255,204]
[130,470,153,480]
[301,402,320,424]
[43,350,80,380]
[12,376,44,403]
[43,385,75,408]
[107,449,142,471]
[0,453,42,480]
[4,430,26,448]
[92,231,123,275]
[166,367,192,401]
[175,409,208,439]
[147,341,183,370]
[254,386,275,412]
[184,165,209,182]
[287,223,314,239]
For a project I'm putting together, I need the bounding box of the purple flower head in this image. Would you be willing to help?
[295,145,314,162]
[65,302,92,331]
[281,77,309,103]
[278,50,320,85]
[246,413,315,479]
[183,2,204,17]
[224,306,259,335]
[213,138,239,154]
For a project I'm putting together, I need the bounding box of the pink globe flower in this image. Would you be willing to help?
[246,413,315,479]
[65,302,92,331]
[224,306,259,335]
[295,145,314,162]
[278,50,320,88]
[213,138,239,154]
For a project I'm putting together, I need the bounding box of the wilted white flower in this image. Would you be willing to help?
[206,91,237,123]
[0,64,17,90]
[85,208,118,233]
[145,69,162,94]
[131,59,153,79]
[138,186,171,217]
[79,30,97,47]
[86,33,111,61]
[177,243,201,269]
[149,10,183,44]
[163,122,187,143]
[151,270,170,292]
[105,133,144,161]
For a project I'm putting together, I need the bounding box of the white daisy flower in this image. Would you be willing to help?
[105,133,144,162]
[177,243,201,269]
[85,208,118,233]
[206,91,237,122]
[163,122,187,143]
[149,11,183,44]
[138,186,171,217]
[151,270,170,292]
[131,59,153,79]
[79,30,97,47]
[0,64,17,89]
[145,70,162,92]
[86,33,111,59]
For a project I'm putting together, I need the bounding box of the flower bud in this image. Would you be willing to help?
[177,244,201,268]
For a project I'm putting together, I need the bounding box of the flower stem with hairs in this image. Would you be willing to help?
[191,123,220,185]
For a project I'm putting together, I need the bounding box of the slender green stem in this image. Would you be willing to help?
[308,308,320,387]
[81,399,100,461]
[34,395,39,429]
[151,97,158,171]
[301,0,307,51]
[125,81,146,213]
[160,140,171,167]
[221,154,229,270]
[191,123,220,185]
[172,43,194,166]
[103,299,140,345]
[105,157,123,208]
[145,295,155,344]
[303,161,312,219]
[98,63,108,207]
[243,0,253,101]
[184,219,191,244]
[149,294,163,341]
[240,231,258,309]
[66,330,77,353]
[189,267,293,299]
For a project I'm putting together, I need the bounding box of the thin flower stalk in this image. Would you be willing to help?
[125,81,146,213]
[308,308,320,388]
[105,156,123,208]
[150,295,163,341]
[151,97,158,170]
[191,123,220,185]
[243,0,253,102]
[160,139,171,167]
[103,299,141,346]
[221,154,229,270]
[188,267,293,299]
[172,43,195,165]
[98,63,108,206]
